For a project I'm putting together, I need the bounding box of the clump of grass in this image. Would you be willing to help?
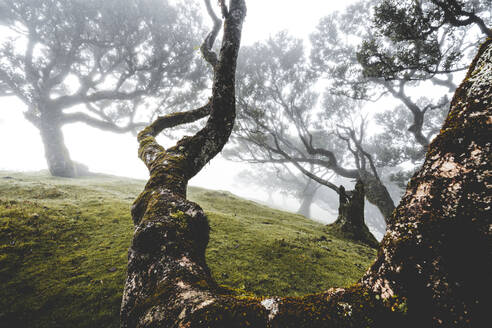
[0,171,377,328]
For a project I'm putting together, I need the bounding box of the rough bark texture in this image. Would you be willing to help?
[120,1,247,327]
[121,17,491,328]
[360,38,492,327]
[330,181,379,248]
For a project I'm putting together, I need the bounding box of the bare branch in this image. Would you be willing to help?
[431,0,492,38]
[61,112,147,133]
[0,68,30,104]
[145,102,211,137]
[271,133,340,193]
[201,0,222,69]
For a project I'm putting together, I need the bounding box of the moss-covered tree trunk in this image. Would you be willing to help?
[121,3,491,323]
[120,1,247,326]
[330,180,378,248]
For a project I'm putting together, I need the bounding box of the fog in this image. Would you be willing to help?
[0,0,484,240]
[0,0,359,223]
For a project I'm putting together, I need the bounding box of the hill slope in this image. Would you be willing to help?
[0,171,376,328]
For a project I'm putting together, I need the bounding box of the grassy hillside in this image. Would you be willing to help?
[0,171,377,328]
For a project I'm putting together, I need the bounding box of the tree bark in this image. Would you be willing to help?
[38,113,76,178]
[120,1,246,326]
[330,180,379,248]
[359,173,395,221]
[121,23,491,328]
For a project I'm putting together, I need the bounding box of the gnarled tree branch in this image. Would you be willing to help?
[121,1,247,326]
[122,23,491,328]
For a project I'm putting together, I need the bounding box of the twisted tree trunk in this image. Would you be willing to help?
[121,8,491,325]
[120,1,247,326]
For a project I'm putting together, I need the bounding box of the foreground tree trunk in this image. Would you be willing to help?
[121,12,491,325]
[329,181,379,248]
[120,1,247,326]
[38,114,76,178]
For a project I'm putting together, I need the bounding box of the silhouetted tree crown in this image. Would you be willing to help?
[0,0,207,177]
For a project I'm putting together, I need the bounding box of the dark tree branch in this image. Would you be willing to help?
[201,0,222,69]
[144,102,211,139]
[431,74,457,91]
[383,80,430,148]
[60,112,147,133]
[122,2,247,325]
[271,133,340,194]
[218,0,229,18]
[298,129,359,178]
[339,123,382,183]
[431,0,492,38]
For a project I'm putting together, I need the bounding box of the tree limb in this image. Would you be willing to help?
[271,133,340,193]
[200,0,222,69]
[60,112,147,133]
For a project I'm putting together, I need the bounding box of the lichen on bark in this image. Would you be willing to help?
[121,4,492,324]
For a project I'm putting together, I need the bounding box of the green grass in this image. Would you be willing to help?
[0,171,377,328]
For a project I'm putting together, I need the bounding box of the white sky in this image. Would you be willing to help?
[240,1,354,45]
[0,0,359,223]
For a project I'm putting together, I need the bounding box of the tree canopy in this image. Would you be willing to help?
[226,0,491,235]
[0,0,207,177]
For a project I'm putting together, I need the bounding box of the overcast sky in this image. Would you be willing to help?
[0,0,357,222]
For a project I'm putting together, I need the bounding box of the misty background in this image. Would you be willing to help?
[0,1,359,221]
[0,0,488,240]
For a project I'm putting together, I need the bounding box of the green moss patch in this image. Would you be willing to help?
[0,171,376,328]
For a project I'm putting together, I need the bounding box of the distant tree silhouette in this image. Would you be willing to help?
[0,0,206,177]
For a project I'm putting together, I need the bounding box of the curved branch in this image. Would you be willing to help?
[383,80,430,148]
[431,0,492,38]
[121,3,247,326]
[200,0,222,69]
[123,38,492,328]
[299,131,359,178]
[60,112,147,133]
[271,134,340,194]
[144,102,211,138]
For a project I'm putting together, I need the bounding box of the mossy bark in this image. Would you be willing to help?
[120,1,247,326]
[330,180,379,248]
[121,12,491,328]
